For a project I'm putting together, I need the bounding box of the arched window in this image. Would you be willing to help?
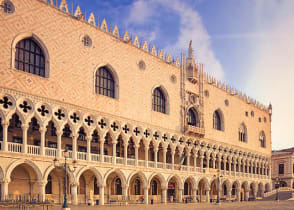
[134,178,141,195]
[45,175,52,194]
[187,108,199,127]
[152,87,166,113]
[213,110,222,130]
[15,38,46,77]
[151,180,158,195]
[239,123,247,142]
[95,67,115,98]
[115,177,122,195]
[259,131,266,148]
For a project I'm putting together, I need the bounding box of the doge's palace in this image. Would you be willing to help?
[0,0,272,206]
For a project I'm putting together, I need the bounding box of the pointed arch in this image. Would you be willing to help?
[213,109,224,131]
[5,159,42,182]
[127,171,148,189]
[104,168,127,187]
[167,174,183,189]
[75,166,103,186]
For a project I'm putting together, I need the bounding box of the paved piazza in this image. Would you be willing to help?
[55,201,294,210]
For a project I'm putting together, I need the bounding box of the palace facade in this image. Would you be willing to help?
[271,148,294,189]
[0,0,272,205]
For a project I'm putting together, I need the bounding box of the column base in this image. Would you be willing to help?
[62,208,71,210]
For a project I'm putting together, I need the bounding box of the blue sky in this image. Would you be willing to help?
[64,0,294,150]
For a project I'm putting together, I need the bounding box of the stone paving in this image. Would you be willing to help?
[3,201,294,210]
[51,201,294,210]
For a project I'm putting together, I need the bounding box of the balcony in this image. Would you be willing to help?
[0,142,270,180]
[185,125,205,136]
[187,64,199,84]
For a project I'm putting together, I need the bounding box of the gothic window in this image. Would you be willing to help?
[259,131,266,148]
[213,110,222,131]
[238,123,247,142]
[187,108,200,127]
[15,38,46,77]
[115,178,122,195]
[62,124,71,138]
[151,180,158,195]
[45,175,52,194]
[134,178,141,195]
[94,177,99,195]
[279,164,284,175]
[95,67,115,98]
[152,87,166,114]
[78,127,86,141]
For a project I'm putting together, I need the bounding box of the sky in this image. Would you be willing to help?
[64,0,294,150]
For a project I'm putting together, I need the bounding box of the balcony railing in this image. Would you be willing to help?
[27,145,40,155]
[77,152,87,160]
[45,147,57,157]
[1,144,270,180]
[185,125,205,136]
[8,142,22,153]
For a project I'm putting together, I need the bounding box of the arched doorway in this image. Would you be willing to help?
[210,179,218,201]
[249,182,256,200]
[280,181,287,187]
[128,173,146,202]
[105,171,125,203]
[167,176,180,202]
[183,177,194,202]
[149,176,162,203]
[77,169,101,204]
[198,178,209,202]
[45,167,71,204]
[8,163,41,201]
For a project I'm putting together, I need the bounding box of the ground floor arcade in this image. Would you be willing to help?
[0,158,272,205]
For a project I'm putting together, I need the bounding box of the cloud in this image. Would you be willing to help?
[247,0,294,150]
[125,0,224,80]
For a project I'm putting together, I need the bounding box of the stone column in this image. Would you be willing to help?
[228,159,232,175]
[233,159,237,175]
[171,149,175,170]
[21,124,28,153]
[206,189,210,203]
[218,158,221,171]
[163,147,167,169]
[236,189,240,201]
[123,185,128,200]
[200,155,204,171]
[40,127,46,156]
[187,153,191,168]
[224,159,227,172]
[145,145,149,168]
[99,185,104,205]
[1,180,9,201]
[86,135,91,161]
[193,153,197,171]
[112,141,117,164]
[2,121,8,151]
[72,135,77,160]
[192,189,197,202]
[212,157,216,169]
[242,160,245,173]
[178,189,183,203]
[100,138,104,162]
[244,190,249,201]
[135,144,139,166]
[56,130,62,158]
[162,188,167,203]
[39,181,46,202]
[206,156,210,169]
[238,160,241,172]
[71,184,78,205]
[154,147,158,168]
[124,142,128,165]
[144,187,149,204]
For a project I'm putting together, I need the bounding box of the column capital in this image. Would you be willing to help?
[21,124,29,130]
